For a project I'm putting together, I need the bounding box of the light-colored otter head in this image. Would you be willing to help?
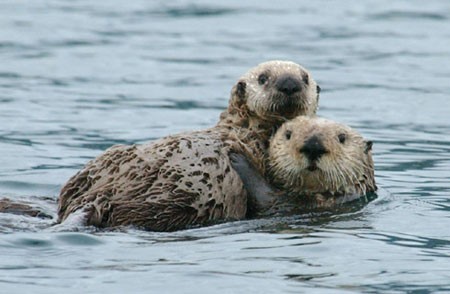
[269,116,376,198]
[219,60,320,129]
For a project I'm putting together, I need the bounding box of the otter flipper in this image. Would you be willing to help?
[230,153,277,214]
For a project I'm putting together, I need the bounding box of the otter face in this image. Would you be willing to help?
[269,116,376,196]
[232,60,320,122]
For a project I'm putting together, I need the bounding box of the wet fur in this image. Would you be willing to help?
[231,117,376,214]
[57,60,320,231]
[59,130,250,231]
[269,116,376,208]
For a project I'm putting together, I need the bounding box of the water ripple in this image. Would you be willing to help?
[369,11,448,21]
[138,5,239,18]
[357,232,450,250]
[1,0,449,292]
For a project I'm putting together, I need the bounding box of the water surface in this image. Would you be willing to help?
[1,1,449,293]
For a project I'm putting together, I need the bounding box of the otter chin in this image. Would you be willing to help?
[269,116,377,201]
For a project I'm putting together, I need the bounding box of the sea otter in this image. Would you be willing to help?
[56,60,320,231]
[231,116,377,214]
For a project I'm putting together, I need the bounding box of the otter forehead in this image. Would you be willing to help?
[284,117,352,137]
[242,60,309,80]
[288,116,343,128]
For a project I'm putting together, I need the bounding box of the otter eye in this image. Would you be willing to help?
[338,133,346,144]
[302,73,309,85]
[258,74,268,85]
[285,130,292,140]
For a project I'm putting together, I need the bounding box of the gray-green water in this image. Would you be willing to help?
[1,1,449,293]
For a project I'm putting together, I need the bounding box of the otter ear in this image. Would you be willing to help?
[364,140,373,154]
[285,130,292,140]
[234,81,246,101]
[227,80,248,115]
[316,85,321,106]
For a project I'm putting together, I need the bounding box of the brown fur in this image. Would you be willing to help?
[57,60,320,231]
[269,116,376,208]
[218,60,320,172]
[0,198,53,219]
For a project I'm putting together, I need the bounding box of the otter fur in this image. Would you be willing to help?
[57,60,320,231]
[231,116,376,213]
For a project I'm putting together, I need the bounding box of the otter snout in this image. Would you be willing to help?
[275,75,302,95]
[300,135,328,162]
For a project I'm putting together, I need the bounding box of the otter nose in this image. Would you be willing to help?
[300,135,328,161]
[275,75,302,95]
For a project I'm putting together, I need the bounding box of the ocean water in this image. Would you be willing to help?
[1,1,449,293]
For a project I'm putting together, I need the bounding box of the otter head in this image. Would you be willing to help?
[269,116,376,197]
[222,60,320,127]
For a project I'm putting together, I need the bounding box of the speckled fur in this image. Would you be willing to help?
[57,61,320,231]
[218,60,320,172]
[58,129,249,231]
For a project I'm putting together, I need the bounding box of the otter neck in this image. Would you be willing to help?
[218,111,286,146]
[217,110,285,173]
[218,109,285,140]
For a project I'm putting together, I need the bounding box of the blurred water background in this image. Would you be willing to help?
[0,0,449,293]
